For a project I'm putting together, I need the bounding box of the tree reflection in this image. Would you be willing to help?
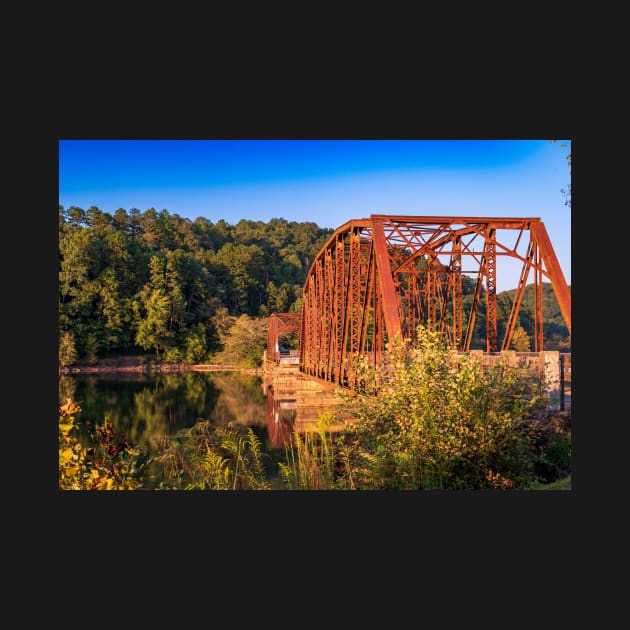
[58,372,266,453]
[210,374,267,428]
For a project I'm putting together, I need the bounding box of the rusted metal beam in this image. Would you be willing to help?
[323,248,334,380]
[334,235,345,384]
[485,228,497,352]
[452,238,463,350]
[371,214,538,227]
[359,241,375,355]
[530,220,571,336]
[371,218,403,342]
[316,258,325,376]
[464,267,484,351]
[427,256,437,328]
[534,248,544,352]
[501,240,534,351]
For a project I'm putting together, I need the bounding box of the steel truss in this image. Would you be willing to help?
[299,215,571,387]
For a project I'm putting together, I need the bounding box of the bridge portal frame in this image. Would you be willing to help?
[267,312,302,364]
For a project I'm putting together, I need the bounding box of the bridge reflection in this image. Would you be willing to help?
[263,365,347,449]
[265,387,296,449]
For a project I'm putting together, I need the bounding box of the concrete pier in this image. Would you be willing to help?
[262,353,348,448]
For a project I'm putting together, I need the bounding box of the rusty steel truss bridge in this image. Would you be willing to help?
[268,215,571,390]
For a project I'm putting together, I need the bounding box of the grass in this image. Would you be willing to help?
[531,475,571,490]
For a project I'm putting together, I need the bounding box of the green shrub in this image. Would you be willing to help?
[534,422,571,483]
[340,326,547,490]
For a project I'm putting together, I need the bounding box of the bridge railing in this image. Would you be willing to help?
[278,350,300,365]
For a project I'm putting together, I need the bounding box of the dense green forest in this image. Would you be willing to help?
[59,205,332,364]
[59,206,570,365]
[461,277,571,351]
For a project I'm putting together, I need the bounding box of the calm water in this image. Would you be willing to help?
[59,371,277,488]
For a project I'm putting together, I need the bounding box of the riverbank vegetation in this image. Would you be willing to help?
[337,327,571,489]
[59,398,148,490]
[59,326,570,491]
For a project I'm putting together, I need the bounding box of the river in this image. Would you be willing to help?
[59,371,280,489]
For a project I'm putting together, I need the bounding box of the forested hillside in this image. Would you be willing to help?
[59,206,332,364]
[59,206,570,365]
[462,277,571,351]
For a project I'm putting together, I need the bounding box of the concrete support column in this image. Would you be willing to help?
[469,350,484,365]
[541,350,561,410]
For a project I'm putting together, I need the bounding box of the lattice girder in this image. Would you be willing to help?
[299,215,570,387]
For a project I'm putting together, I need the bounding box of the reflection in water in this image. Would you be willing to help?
[59,370,348,489]
[264,374,349,449]
[59,372,268,455]
[266,385,296,449]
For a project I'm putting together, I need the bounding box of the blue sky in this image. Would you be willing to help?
[59,139,571,292]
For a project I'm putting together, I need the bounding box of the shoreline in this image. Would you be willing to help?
[59,363,263,376]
